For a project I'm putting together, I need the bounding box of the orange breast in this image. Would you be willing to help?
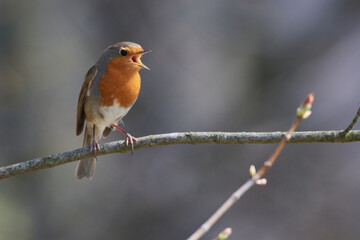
[98,57,141,107]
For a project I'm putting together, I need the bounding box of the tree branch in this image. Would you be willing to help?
[0,130,359,180]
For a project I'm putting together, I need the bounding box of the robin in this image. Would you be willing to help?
[76,41,150,179]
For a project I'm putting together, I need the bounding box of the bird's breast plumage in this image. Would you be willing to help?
[98,56,141,108]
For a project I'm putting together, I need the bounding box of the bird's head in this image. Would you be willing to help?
[108,42,151,71]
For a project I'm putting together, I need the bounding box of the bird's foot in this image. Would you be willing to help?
[90,138,100,159]
[111,124,137,154]
[125,133,138,154]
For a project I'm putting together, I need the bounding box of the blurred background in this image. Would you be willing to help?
[0,0,360,239]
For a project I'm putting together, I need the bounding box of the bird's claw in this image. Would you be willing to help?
[125,133,138,154]
[90,139,100,159]
[111,123,137,154]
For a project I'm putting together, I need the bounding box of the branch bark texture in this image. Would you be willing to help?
[1,130,359,180]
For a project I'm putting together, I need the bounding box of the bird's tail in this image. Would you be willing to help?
[76,127,96,180]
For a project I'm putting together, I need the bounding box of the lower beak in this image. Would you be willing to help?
[136,50,151,70]
[138,62,150,71]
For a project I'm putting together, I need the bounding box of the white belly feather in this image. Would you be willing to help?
[85,97,132,127]
[99,102,131,125]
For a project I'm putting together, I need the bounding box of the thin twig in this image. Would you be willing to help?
[341,107,360,136]
[188,180,254,240]
[187,93,314,240]
[0,130,359,180]
[254,116,301,178]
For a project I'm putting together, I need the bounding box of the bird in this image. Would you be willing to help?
[76,41,150,180]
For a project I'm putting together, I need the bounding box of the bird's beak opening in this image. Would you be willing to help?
[132,50,151,70]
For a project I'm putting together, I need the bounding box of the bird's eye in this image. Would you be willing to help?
[120,49,127,56]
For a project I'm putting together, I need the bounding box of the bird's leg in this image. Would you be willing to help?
[90,125,100,159]
[111,124,137,154]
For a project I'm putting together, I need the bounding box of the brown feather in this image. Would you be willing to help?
[102,126,113,138]
[77,126,96,179]
[76,66,98,136]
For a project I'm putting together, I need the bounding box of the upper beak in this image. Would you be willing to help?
[138,49,151,55]
[135,50,151,70]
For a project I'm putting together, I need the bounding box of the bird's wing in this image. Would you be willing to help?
[76,65,98,136]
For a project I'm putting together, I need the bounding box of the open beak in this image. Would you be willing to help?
[132,50,151,70]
